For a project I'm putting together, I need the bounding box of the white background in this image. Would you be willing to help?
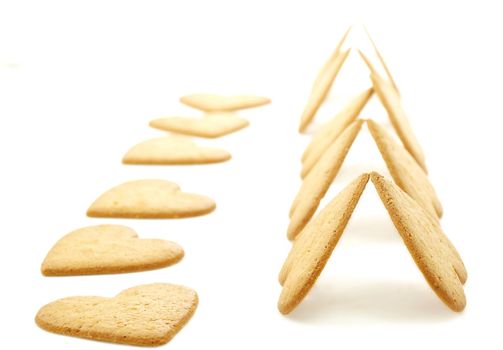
[1,0,502,349]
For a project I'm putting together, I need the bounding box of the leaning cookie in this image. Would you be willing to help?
[279,174,369,314]
[298,49,350,133]
[367,119,442,219]
[371,70,427,172]
[41,225,184,276]
[370,172,466,311]
[301,88,373,178]
[36,283,198,346]
[123,136,231,165]
[288,119,363,240]
[87,179,215,219]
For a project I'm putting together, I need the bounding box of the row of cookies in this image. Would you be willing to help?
[124,93,270,165]
[36,94,270,346]
[278,26,467,314]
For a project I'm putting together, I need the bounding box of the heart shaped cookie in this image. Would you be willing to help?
[41,224,184,276]
[180,93,270,112]
[36,283,198,346]
[122,136,231,165]
[87,179,216,218]
[149,112,249,138]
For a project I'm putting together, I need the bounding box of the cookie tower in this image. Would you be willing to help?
[278,26,467,314]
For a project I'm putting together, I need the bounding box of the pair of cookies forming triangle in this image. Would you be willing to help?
[298,26,400,133]
[36,283,198,346]
[288,119,441,240]
[279,173,467,315]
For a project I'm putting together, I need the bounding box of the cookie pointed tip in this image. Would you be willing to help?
[277,299,292,315]
[369,171,384,184]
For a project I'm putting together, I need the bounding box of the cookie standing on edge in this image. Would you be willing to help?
[87,179,216,219]
[367,119,442,219]
[279,174,369,314]
[278,172,467,315]
[370,172,467,311]
[311,26,352,91]
[288,119,364,240]
[364,26,400,95]
[122,136,231,165]
[298,49,351,133]
[36,283,198,346]
[41,225,184,276]
[150,113,249,138]
[371,70,428,172]
[180,93,270,112]
[301,88,373,178]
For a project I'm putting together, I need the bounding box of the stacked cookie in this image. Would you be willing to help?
[278,26,467,314]
[36,93,270,345]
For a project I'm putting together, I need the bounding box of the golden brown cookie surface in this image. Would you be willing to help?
[123,136,231,165]
[288,120,363,240]
[371,71,427,172]
[150,113,249,138]
[36,283,198,346]
[279,174,369,314]
[370,172,466,311]
[301,88,373,178]
[367,119,442,219]
[41,225,184,276]
[180,93,270,112]
[87,179,216,218]
[298,48,351,133]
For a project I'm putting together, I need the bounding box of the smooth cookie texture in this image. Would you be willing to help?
[371,70,427,172]
[370,172,467,311]
[180,93,270,112]
[288,119,363,240]
[41,225,184,276]
[87,179,215,219]
[301,88,373,178]
[122,136,231,165]
[36,283,198,346]
[278,174,369,314]
[367,119,442,219]
[299,48,351,133]
[150,113,249,138]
